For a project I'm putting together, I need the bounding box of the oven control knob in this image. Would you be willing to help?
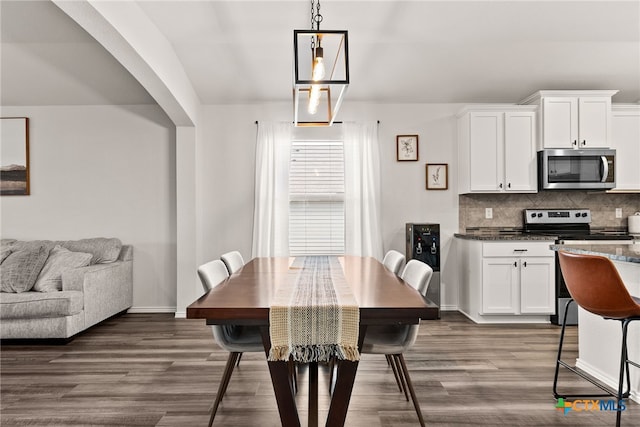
[575,213,581,217]
[537,213,543,218]
[531,213,536,218]
[582,212,588,217]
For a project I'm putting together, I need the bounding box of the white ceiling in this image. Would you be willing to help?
[2,0,639,107]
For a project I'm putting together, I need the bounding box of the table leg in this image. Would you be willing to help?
[325,324,367,427]
[260,326,301,427]
[309,362,318,427]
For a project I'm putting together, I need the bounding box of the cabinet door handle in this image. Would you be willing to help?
[573,140,578,146]
[507,183,511,189]
[582,140,586,146]
[514,261,518,267]
[514,249,528,252]
[499,183,503,189]
[523,261,527,267]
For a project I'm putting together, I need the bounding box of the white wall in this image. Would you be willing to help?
[0,105,177,312]
[196,102,462,310]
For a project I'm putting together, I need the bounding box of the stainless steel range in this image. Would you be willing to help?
[523,208,634,325]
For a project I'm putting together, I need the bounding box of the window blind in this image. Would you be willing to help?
[289,141,345,256]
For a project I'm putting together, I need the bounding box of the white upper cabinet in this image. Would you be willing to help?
[611,105,640,191]
[521,90,618,149]
[457,106,537,194]
[504,111,537,192]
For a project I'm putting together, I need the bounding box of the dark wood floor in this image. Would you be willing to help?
[1,312,638,426]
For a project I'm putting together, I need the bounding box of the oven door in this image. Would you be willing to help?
[538,149,616,190]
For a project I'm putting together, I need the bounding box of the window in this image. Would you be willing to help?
[289,140,345,256]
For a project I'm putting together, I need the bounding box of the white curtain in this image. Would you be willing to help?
[343,121,383,260]
[251,122,292,257]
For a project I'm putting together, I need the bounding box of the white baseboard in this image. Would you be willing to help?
[127,306,176,314]
[440,305,458,312]
[575,358,640,404]
[174,311,186,319]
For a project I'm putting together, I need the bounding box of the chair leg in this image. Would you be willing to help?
[386,354,404,393]
[617,319,633,427]
[209,351,240,427]
[396,353,425,427]
[236,352,243,367]
[553,299,573,398]
[392,355,410,401]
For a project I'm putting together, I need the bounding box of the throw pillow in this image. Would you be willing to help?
[33,245,92,292]
[0,246,50,293]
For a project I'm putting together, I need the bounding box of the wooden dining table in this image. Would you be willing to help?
[187,256,438,427]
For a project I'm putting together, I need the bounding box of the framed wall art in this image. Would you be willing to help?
[396,135,418,161]
[426,163,448,190]
[0,117,30,195]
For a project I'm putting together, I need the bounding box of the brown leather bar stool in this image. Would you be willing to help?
[554,250,640,427]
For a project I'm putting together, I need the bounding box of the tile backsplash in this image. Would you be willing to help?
[459,192,640,232]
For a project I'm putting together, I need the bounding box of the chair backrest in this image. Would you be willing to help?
[558,250,640,319]
[400,259,434,296]
[220,251,245,274]
[197,259,230,293]
[382,250,406,275]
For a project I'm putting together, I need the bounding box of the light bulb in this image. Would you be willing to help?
[312,57,325,80]
[308,85,321,114]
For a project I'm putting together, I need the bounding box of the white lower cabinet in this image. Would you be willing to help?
[457,238,555,323]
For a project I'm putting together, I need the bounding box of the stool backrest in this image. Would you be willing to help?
[558,250,640,319]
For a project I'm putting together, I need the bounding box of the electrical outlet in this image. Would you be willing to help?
[615,208,622,218]
[485,208,493,219]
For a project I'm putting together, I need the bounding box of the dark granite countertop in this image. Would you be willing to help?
[550,244,640,264]
[454,231,557,241]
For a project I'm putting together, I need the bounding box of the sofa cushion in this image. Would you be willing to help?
[0,291,83,319]
[8,238,122,265]
[60,238,122,264]
[33,245,92,292]
[0,239,17,248]
[0,246,50,293]
[0,247,12,264]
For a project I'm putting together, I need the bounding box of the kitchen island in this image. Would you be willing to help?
[551,243,640,403]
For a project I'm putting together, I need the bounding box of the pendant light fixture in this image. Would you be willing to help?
[293,0,349,126]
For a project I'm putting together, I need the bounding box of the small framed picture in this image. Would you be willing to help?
[426,163,448,190]
[396,135,419,161]
[1,117,30,196]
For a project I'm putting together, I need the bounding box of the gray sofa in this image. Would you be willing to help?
[0,238,133,340]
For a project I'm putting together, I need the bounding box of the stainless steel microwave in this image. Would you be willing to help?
[538,148,616,190]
